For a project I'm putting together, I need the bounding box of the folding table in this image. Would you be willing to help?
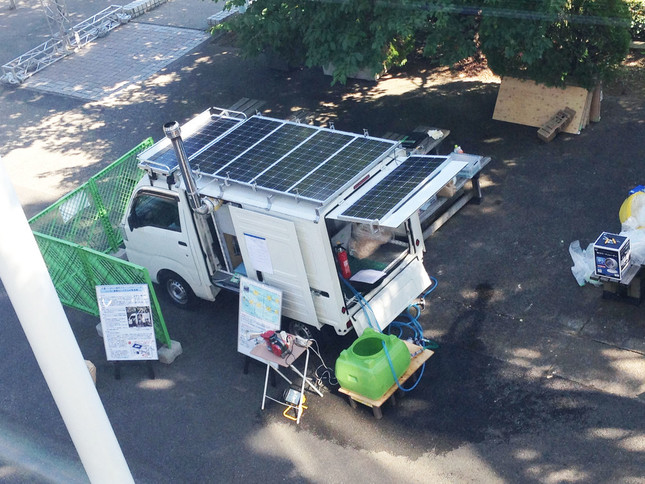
[250,339,323,424]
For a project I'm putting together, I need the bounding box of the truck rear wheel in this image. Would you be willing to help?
[160,272,196,309]
[288,320,319,342]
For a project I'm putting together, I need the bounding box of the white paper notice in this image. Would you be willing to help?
[244,233,273,274]
[96,284,158,361]
[349,269,387,284]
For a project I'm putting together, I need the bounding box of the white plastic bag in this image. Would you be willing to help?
[620,228,645,267]
[569,240,601,287]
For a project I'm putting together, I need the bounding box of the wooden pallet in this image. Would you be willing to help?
[493,77,590,134]
[338,341,434,419]
[537,107,576,142]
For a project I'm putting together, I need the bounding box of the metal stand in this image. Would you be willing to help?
[251,339,323,424]
[590,264,644,305]
[1,5,130,85]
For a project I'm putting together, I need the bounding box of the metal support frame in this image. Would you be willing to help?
[40,0,74,50]
[1,4,131,86]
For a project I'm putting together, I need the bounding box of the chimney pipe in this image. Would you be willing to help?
[164,121,210,214]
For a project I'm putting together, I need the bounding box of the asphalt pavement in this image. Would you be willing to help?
[1,1,645,483]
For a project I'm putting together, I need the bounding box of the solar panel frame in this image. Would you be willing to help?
[338,156,448,222]
[324,155,470,228]
[254,130,356,196]
[190,117,284,178]
[139,111,399,206]
[289,136,397,203]
[219,122,319,184]
[194,116,398,204]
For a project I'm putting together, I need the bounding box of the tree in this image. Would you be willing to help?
[479,0,632,89]
[215,0,632,88]
[217,0,430,83]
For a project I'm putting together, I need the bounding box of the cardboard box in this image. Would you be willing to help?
[594,232,630,280]
[437,179,457,198]
[224,233,243,270]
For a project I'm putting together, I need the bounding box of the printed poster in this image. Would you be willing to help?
[96,284,158,361]
[237,276,282,361]
[243,233,274,274]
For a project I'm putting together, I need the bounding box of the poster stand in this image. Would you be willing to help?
[96,284,159,382]
[237,276,282,384]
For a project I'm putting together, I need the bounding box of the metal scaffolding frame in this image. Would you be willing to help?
[1,3,131,86]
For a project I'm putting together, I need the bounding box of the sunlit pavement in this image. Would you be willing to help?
[1,1,645,482]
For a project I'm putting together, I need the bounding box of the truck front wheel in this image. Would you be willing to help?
[160,272,196,309]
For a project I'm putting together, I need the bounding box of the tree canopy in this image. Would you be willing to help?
[216,0,632,88]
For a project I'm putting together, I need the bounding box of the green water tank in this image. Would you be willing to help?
[335,328,411,400]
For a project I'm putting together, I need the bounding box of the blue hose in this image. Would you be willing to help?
[338,272,438,392]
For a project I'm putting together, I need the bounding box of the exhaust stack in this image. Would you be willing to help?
[164,121,210,215]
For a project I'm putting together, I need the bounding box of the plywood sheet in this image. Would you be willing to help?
[493,77,591,134]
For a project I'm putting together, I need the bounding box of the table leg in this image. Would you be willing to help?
[289,349,323,398]
[296,349,309,424]
[372,406,383,419]
[261,364,270,410]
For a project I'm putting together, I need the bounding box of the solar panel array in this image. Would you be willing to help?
[144,116,242,173]
[187,116,397,204]
[338,156,446,222]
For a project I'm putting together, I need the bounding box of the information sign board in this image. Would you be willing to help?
[96,284,158,361]
[237,276,282,361]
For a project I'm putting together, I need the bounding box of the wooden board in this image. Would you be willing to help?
[493,77,590,134]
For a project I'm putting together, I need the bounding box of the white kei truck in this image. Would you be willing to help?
[121,107,488,338]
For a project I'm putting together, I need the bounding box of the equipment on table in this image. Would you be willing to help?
[249,330,293,357]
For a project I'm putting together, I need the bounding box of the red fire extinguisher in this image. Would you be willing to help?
[335,242,352,280]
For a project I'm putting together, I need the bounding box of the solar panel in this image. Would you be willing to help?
[221,123,317,183]
[291,137,396,202]
[145,116,241,172]
[338,156,446,222]
[191,117,282,175]
[191,116,397,203]
[254,130,354,193]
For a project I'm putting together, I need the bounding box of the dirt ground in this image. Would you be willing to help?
[392,48,645,98]
[606,49,645,96]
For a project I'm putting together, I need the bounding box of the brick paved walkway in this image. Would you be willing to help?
[23,22,209,101]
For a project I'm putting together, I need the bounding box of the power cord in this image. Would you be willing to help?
[301,337,338,388]
[338,272,440,392]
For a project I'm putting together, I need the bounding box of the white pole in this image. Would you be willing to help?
[0,158,134,484]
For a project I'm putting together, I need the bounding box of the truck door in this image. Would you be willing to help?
[124,188,204,298]
[326,155,469,334]
[229,206,318,326]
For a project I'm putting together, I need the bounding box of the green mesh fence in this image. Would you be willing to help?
[28,139,172,348]
[29,139,153,253]
[33,234,170,347]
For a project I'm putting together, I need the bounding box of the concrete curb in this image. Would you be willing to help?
[123,0,169,18]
